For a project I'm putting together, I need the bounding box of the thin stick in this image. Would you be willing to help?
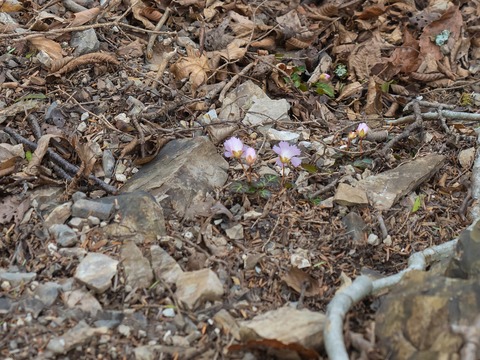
[146,7,171,59]
[218,62,256,103]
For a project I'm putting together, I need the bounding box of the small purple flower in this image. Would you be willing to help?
[320,73,331,81]
[243,147,257,166]
[356,123,369,138]
[273,141,301,168]
[224,137,244,159]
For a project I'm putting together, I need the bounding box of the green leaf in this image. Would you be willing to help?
[411,195,422,213]
[258,189,272,199]
[298,83,308,92]
[230,182,250,193]
[301,163,318,174]
[264,174,280,186]
[25,151,32,162]
[16,93,47,102]
[310,197,322,206]
[334,64,348,78]
[353,158,373,170]
[315,83,335,98]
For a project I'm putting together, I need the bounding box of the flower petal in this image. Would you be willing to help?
[291,157,302,167]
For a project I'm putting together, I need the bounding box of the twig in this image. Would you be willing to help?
[146,7,171,59]
[3,127,117,194]
[218,62,256,103]
[310,177,339,198]
[386,110,480,125]
[0,21,175,40]
[131,115,146,159]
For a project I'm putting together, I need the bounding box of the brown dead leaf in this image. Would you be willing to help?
[355,5,386,20]
[389,28,421,74]
[26,134,62,176]
[131,0,155,30]
[348,32,387,81]
[28,36,63,61]
[364,77,381,115]
[52,53,119,75]
[215,38,248,61]
[0,0,23,12]
[419,6,463,62]
[140,7,162,22]
[70,7,101,27]
[229,339,320,360]
[0,195,30,226]
[170,47,210,91]
[336,81,363,102]
[282,267,323,297]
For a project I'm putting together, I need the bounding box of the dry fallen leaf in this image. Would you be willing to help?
[282,267,323,297]
[70,7,101,27]
[170,47,210,91]
[28,36,63,61]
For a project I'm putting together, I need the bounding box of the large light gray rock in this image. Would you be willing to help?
[120,241,154,289]
[176,268,224,310]
[46,320,108,354]
[150,245,183,285]
[358,154,445,210]
[74,253,118,293]
[121,137,228,217]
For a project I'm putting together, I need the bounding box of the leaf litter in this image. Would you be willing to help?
[0,0,480,358]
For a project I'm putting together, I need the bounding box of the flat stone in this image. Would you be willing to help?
[225,224,244,240]
[121,137,228,218]
[63,288,103,317]
[150,245,183,285]
[74,253,118,293]
[71,29,100,56]
[239,306,325,349]
[49,224,78,247]
[0,271,36,286]
[375,270,480,359]
[358,154,445,210]
[94,191,166,244]
[44,202,72,228]
[333,183,368,206]
[120,241,154,289]
[243,97,291,126]
[266,128,300,142]
[219,80,268,122]
[34,282,61,306]
[0,297,12,314]
[46,320,108,354]
[176,269,224,310]
[72,198,114,220]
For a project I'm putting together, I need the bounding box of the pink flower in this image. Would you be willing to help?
[224,137,244,159]
[319,73,331,81]
[356,123,369,138]
[243,147,257,166]
[273,141,301,168]
[348,131,357,140]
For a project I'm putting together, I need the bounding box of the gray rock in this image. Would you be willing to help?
[18,298,45,318]
[358,154,445,210]
[446,218,480,279]
[102,149,115,178]
[239,306,325,350]
[0,271,36,286]
[63,288,103,317]
[72,198,114,220]
[176,269,224,309]
[120,241,154,289]
[150,245,183,285]
[34,282,61,306]
[121,137,228,218]
[225,224,244,240]
[72,191,87,202]
[59,247,87,259]
[94,191,166,244]
[243,97,291,126]
[49,224,78,247]
[266,128,300,142]
[219,80,268,122]
[0,297,12,314]
[334,183,369,206]
[46,320,108,354]
[44,202,72,228]
[71,29,100,56]
[74,253,118,293]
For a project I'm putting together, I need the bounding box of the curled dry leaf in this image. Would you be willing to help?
[282,267,322,297]
[28,36,63,61]
[50,57,74,73]
[336,81,363,102]
[285,36,314,50]
[25,134,62,176]
[140,7,162,22]
[52,53,119,75]
[70,7,101,27]
[170,47,210,91]
[410,72,445,81]
[131,0,155,30]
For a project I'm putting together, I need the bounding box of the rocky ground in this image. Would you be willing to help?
[1,0,480,359]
